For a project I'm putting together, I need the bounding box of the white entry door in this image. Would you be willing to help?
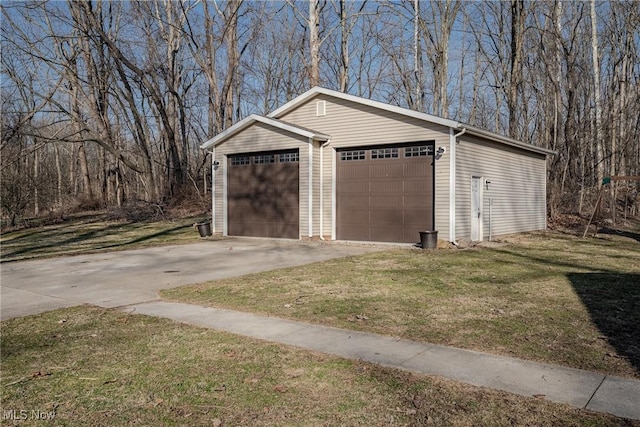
[471,176,483,241]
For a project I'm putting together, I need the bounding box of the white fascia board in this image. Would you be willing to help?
[268,86,460,130]
[269,87,556,158]
[259,116,330,141]
[200,114,259,150]
[200,114,329,150]
[463,125,557,156]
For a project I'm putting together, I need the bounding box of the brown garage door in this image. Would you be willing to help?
[228,150,299,238]
[336,143,434,243]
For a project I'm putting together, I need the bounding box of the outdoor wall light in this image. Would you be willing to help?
[436,146,445,156]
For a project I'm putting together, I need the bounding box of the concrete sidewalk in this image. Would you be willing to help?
[126,300,640,421]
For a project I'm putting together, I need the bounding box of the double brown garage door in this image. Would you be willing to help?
[336,143,434,243]
[227,150,299,238]
[227,143,433,243]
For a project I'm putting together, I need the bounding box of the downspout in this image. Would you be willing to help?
[308,138,313,238]
[319,139,330,240]
[450,127,466,245]
[207,149,216,233]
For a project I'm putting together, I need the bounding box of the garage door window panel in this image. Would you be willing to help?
[405,146,433,157]
[231,155,250,166]
[279,152,299,162]
[254,154,275,164]
[371,148,398,159]
[340,150,366,161]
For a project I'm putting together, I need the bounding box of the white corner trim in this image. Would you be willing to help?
[319,142,323,239]
[222,155,228,236]
[331,147,336,240]
[318,139,331,240]
[211,148,216,232]
[449,128,457,243]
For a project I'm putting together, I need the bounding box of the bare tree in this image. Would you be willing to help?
[417,0,462,117]
[184,0,245,135]
[590,0,604,184]
[2,0,638,225]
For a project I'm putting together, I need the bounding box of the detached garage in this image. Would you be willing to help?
[201,87,554,244]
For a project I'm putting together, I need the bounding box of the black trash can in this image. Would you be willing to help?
[419,230,438,249]
[196,221,212,237]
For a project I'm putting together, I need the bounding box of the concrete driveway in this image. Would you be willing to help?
[0,239,379,321]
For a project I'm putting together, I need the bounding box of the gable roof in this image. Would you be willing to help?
[202,87,555,156]
[269,87,555,156]
[200,114,330,150]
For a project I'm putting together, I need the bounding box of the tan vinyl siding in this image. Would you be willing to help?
[455,135,547,239]
[279,94,451,241]
[214,122,309,238]
[279,95,449,147]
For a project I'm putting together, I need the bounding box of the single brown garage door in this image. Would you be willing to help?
[228,150,299,238]
[336,143,434,243]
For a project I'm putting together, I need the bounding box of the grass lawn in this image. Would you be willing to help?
[1,306,636,426]
[162,231,640,380]
[0,212,219,262]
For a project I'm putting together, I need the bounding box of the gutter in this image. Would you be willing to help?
[308,138,313,238]
[463,125,556,156]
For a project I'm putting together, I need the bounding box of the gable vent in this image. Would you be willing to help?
[316,100,326,116]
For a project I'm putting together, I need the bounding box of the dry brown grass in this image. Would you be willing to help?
[163,230,640,379]
[2,306,636,426]
[0,213,218,262]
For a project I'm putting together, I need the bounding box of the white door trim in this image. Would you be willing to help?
[471,175,483,241]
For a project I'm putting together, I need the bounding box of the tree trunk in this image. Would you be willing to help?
[508,0,525,139]
[339,0,349,92]
[54,142,63,209]
[413,0,422,110]
[309,0,321,87]
[222,0,241,130]
[78,142,93,202]
[33,146,39,216]
[590,0,604,184]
